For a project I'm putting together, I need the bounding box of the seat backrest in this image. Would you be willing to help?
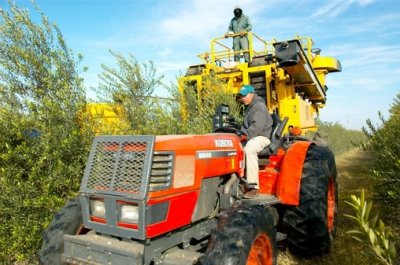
[258,115,288,157]
[268,116,288,152]
[270,114,281,138]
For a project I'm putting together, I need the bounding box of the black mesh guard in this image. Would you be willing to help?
[80,136,155,200]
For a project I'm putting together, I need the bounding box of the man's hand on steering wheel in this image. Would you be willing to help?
[237,131,247,142]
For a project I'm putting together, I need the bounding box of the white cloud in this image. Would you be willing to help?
[159,1,228,42]
[313,0,352,18]
[313,0,375,18]
[322,41,400,67]
[351,77,391,92]
[393,68,400,75]
[346,13,400,34]
[358,0,375,6]
[158,47,173,58]
[158,0,271,43]
[156,61,188,75]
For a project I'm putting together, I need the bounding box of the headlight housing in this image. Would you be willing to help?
[90,199,106,218]
[119,204,139,223]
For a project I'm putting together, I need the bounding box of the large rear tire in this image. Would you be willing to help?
[282,144,338,257]
[38,197,84,265]
[199,205,277,265]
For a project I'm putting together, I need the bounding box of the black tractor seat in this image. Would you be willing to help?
[258,115,288,157]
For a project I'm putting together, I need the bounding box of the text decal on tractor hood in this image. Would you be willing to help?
[196,150,237,159]
[215,139,234,148]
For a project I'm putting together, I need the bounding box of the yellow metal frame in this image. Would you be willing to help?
[198,32,275,66]
[179,32,341,133]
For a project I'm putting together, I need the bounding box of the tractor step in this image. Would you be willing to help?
[242,194,280,206]
[62,233,144,264]
[163,248,201,265]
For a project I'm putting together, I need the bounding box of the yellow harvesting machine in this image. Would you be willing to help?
[83,103,130,135]
[178,32,341,132]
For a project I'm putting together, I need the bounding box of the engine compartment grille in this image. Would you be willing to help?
[149,152,174,191]
[81,136,154,199]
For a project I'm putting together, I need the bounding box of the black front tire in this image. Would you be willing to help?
[282,144,338,257]
[199,205,277,265]
[38,197,84,265]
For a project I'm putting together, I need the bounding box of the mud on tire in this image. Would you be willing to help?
[282,144,338,257]
[199,205,277,265]
[38,197,84,265]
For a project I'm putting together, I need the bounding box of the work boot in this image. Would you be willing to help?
[244,189,259,199]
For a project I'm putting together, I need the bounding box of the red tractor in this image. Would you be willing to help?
[39,35,339,265]
[39,108,337,265]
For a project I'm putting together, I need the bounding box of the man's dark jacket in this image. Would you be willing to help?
[240,96,273,140]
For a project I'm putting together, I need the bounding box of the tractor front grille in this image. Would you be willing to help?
[81,136,155,199]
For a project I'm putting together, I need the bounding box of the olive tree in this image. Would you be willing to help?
[178,74,243,134]
[362,92,400,204]
[0,1,90,262]
[95,51,181,135]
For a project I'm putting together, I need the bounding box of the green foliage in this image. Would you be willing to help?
[179,75,243,134]
[0,1,90,263]
[98,50,159,103]
[361,93,400,204]
[94,54,243,136]
[94,50,175,135]
[345,190,397,265]
[314,119,366,155]
[144,83,183,135]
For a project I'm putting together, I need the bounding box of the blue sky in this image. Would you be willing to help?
[2,0,400,129]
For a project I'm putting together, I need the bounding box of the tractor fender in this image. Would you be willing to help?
[276,141,313,205]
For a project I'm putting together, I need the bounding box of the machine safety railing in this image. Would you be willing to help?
[196,32,317,67]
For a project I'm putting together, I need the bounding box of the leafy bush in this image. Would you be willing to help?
[94,56,244,136]
[345,190,397,265]
[362,93,400,204]
[178,74,243,134]
[93,50,185,136]
[0,2,91,263]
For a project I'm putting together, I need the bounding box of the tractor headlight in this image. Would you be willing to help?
[120,204,139,223]
[90,199,106,218]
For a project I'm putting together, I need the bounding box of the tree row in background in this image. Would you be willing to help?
[314,120,366,156]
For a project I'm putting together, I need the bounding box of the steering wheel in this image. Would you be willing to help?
[214,126,242,135]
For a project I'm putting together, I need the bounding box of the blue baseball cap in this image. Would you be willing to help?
[239,85,255,96]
